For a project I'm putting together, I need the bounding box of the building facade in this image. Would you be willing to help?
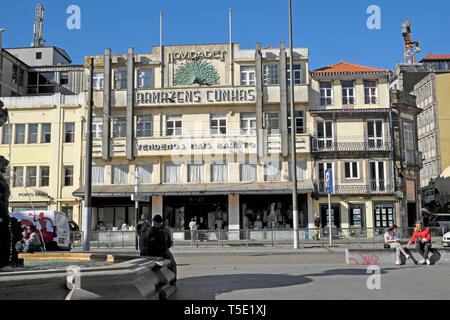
[73,43,316,234]
[309,62,398,236]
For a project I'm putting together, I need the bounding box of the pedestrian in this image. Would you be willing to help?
[189,217,198,246]
[407,220,432,265]
[198,216,207,241]
[313,214,321,240]
[384,224,410,265]
[136,219,151,256]
[22,225,42,253]
[147,215,177,283]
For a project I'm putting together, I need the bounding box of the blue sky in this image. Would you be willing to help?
[1,0,449,70]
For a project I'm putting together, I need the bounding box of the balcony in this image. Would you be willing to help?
[312,138,391,153]
[316,179,395,195]
[404,150,423,167]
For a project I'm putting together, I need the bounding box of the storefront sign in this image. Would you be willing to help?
[136,88,256,106]
[137,140,256,152]
[170,50,226,62]
[18,192,49,198]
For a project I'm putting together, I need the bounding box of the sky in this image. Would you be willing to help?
[1,0,449,70]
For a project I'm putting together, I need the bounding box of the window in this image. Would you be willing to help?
[287,64,302,85]
[60,72,69,86]
[210,114,227,135]
[13,167,23,187]
[240,163,257,182]
[114,70,127,89]
[64,166,74,186]
[440,61,449,70]
[263,65,279,85]
[369,161,386,192]
[367,120,384,149]
[364,80,378,104]
[265,112,280,134]
[403,122,414,152]
[166,115,182,136]
[240,66,255,86]
[342,81,355,105]
[26,167,37,187]
[165,162,181,183]
[288,111,305,134]
[316,120,334,150]
[289,160,307,181]
[350,204,365,228]
[137,69,153,89]
[12,65,18,84]
[40,166,50,187]
[28,124,38,144]
[211,163,228,182]
[14,124,25,144]
[2,125,11,145]
[240,113,256,135]
[136,115,152,137]
[92,165,105,185]
[92,117,103,139]
[41,123,51,143]
[93,72,104,90]
[344,162,360,180]
[113,117,126,138]
[188,163,204,182]
[112,165,128,184]
[136,165,153,183]
[36,52,42,60]
[320,82,333,105]
[318,162,333,192]
[264,161,281,181]
[65,123,75,143]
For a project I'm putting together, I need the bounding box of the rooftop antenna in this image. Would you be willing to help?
[33,3,45,47]
[401,19,421,64]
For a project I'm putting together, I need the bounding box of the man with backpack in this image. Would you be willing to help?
[146,215,177,281]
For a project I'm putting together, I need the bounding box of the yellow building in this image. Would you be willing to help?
[0,94,85,223]
[309,62,398,235]
[74,43,316,234]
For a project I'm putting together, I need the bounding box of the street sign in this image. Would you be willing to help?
[131,194,150,202]
[325,169,333,194]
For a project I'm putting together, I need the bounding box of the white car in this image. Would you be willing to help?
[443,232,450,247]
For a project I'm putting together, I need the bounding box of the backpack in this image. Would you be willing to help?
[146,226,168,257]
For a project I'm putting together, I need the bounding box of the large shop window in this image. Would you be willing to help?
[240,163,257,182]
[136,164,153,183]
[112,165,128,184]
[349,204,365,228]
[92,165,105,185]
[211,163,228,182]
[264,161,281,181]
[320,204,341,228]
[165,162,181,183]
[374,203,395,228]
[188,163,204,182]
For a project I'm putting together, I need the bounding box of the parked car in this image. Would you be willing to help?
[68,220,81,241]
[9,210,71,251]
[443,232,450,247]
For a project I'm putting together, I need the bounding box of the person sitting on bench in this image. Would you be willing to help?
[385,224,410,265]
[407,220,432,265]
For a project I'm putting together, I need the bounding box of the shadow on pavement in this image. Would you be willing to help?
[172,267,403,300]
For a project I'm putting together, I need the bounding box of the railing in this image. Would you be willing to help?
[312,138,391,152]
[70,226,449,249]
[316,179,395,194]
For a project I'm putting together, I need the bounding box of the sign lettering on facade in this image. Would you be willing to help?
[170,50,226,62]
[136,88,256,106]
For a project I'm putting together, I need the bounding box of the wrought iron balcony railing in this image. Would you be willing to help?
[312,138,391,153]
[316,179,395,195]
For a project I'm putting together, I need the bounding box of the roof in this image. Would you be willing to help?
[72,181,315,197]
[420,54,450,62]
[312,61,390,75]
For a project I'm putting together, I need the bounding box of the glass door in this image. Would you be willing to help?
[316,120,334,151]
[367,120,384,150]
[369,161,386,192]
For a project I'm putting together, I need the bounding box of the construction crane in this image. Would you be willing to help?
[401,19,421,64]
[32,3,45,47]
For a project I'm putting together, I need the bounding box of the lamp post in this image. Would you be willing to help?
[288,0,299,249]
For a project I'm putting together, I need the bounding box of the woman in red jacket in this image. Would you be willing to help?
[407,220,432,265]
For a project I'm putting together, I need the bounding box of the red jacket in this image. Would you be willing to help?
[409,228,431,243]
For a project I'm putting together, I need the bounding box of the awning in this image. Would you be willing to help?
[73,180,315,198]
